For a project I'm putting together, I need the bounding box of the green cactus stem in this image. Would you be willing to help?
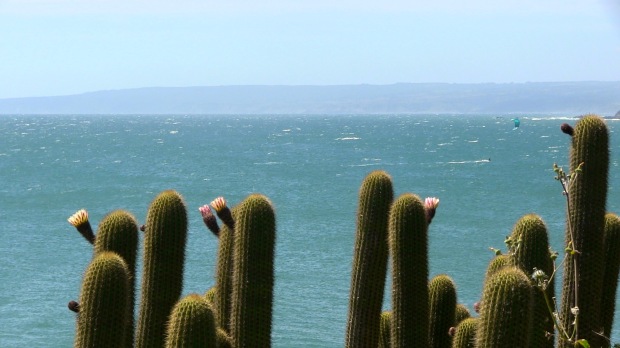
[508,214,554,348]
[213,204,237,334]
[230,194,276,348]
[559,115,609,348]
[74,252,130,348]
[451,317,478,348]
[216,328,233,348]
[378,311,392,348]
[136,190,188,348]
[388,193,428,347]
[484,254,512,282]
[164,294,217,348]
[601,213,620,340]
[476,267,533,348]
[454,304,471,325]
[204,286,216,305]
[94,209,139,348]
[345,170,394,348]
[428,274,457,348]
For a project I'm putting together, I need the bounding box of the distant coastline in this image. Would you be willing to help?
[0,81,618,115]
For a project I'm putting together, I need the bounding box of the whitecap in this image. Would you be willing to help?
[336,137,360,141]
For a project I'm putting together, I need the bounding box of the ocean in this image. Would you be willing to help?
[1,114,618,347]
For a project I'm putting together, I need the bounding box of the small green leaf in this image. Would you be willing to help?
[575,339,590,348]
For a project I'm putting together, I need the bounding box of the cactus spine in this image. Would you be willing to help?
[559,115,609,347]
[476,267,533,348]
[428,274,457,348]
[345,170,394,348]
[164,294,217,348]
[601,213,620,340]
[230,194,276,347]
[136,190,188,348]
[74,252,130,348]
[508,214,554,348]
[451,317,478,348]
[93,210,139,348]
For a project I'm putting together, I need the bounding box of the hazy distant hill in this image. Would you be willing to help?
[0,82,618,115]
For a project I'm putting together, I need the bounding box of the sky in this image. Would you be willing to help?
[1,0,619,99]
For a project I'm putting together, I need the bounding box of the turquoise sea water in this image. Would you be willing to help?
[1,114,619,347]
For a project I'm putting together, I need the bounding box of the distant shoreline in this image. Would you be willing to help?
[1,81,618,115]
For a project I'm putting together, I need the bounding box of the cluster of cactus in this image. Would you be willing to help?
[345,115,620,348]
[65,114,620,347]
[67,190,276,348]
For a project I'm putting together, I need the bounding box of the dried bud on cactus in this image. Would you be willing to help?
[67,209,95,244]
[561,123,574,136]
[199,204,220,237]
[68,300,80,313]
[448,326,456,337]
[473,301,481,313]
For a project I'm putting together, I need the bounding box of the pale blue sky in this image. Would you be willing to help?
[1,0,619,98]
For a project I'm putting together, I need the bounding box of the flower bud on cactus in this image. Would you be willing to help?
[211,197,235,230]
[68,209,95,244]
[424,197,440,224]
[199,204,220,237]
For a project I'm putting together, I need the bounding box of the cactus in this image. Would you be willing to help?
[476,267,533,348]
[164,294,217,348]
[388,193,428,347]
[74,252,130,348]
[389,193,428,347]
[93,209,139,348]
[484,254,512,281]
[213,200,237,335]
[559,115,609,348]
[230,194,276,347]
[204,286,216,305]
[454,304,471,325]
[508,214,554,348]
[378,311,392,348]
[451,317,478,348]
[136,190,188,348]
[345,170,394,348]
[428,274,457,348]
[601,213,620,340]
[216,328,233,348]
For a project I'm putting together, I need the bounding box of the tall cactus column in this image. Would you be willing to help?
[230,194,276,347]
[601,213,620,340]
[476,267,533,348]
[94,210,139,348]
[559,115,608,347]
[345,170,394,348]
[211,198,237,336]
[388,193,428,347]
[74,252,130,348]
[428,274,457,348]
[136,190,188,348]
[508,214,554,348]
